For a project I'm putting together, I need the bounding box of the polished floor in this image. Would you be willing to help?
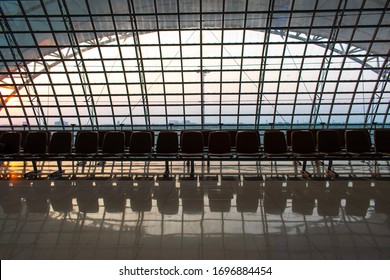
[0,160,390,260]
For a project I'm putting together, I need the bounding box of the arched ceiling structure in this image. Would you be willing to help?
[0,0,389,130]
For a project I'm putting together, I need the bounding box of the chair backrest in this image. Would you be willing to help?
[317,130,341,153]
[98,130,109,149]
[374,129,390,153]
[75,131,99,154]
[102,131,125,154]
[228,130,238,148]
[180,131,203,154]
[291,130,316,154]
[24,131,48,154]
[236,130,260,154]
[286,129,298,147]
[345,129,371,153]
[208,131,231,154]
[20,130,30,149]
[202,130,211,148]
[156,131,178,154]
[263,130,287,154]
[129,131,152,154]
[0,132,22,154]
[334,129,346,148]
[49,131,72,154]
[123,130,133,148]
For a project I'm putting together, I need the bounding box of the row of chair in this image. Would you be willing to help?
[1,184,389,215]
[0,129,389,176]
[1,128,389,156]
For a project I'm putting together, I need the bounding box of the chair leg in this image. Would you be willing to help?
[164,160,170,177]
[325,160,338,177]
[300,161,311,178]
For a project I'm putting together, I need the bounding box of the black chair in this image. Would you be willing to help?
[128,131,152,156]
[74,131,99,155]
[155,131,179,176]
[374,129,390,155]
[23,131,49,176]
[47,131,73,175]
[208,131,232,157]
[0,131,22,155]
[291,130,321,177]
[317,130,345,176]
[180,131,204,176]
[101,131,125,155]
[236,130,261,157]
[263,130,290,157]
[180,131,204,157]
[345,129,374,156]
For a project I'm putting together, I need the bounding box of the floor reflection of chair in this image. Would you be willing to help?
[155,179,179,215]
[128,180,153,212]
[288,178,315,216]
[345,180,371,216]
[236,180,261,213]
[101,187,126,213]
[180,179,204,214]
[316,180,346,217]
[76,187,99,213]
[25,187,50,214]
[49,185,75,213]
[208,184,233,213]
[263,179,287,215]
[0,187,22,214]
[374,180,390,214]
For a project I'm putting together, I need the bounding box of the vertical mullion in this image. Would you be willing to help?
[0,8,32,128]
[290,0,319,128]
[40,0,72,130]
[129,0,151,129]
[200,0,204,129]
[20,0,69,129]
[255,0,275,129]
[370,55,389,126]
[59,0,98,129]
[153,0,169,129]
[352,0,389,127]
[310,0,347,128]
[271,0,295,127]
[84,0,115,129]
[218,0,226,128]
[236,0,249,129]
[108,0,134,129]
[176,0,187,129]
[327,0,367,129]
